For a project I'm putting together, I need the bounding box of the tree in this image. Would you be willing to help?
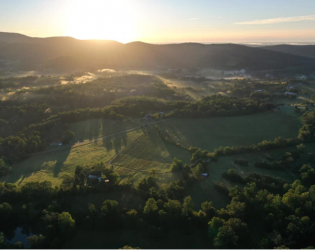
[182,196,195,216]
[0,202,12,222]
[88,204,98,228]
[0,232,5,248]
[74,166,87,187]
[171,158,184,172]
[143,198,158,215]
[296,143,306,152]
[213,218,248,248]
[301,112,315,125]
[103,167,120,185]
[60,175,74,190]
[0,159,11,177]
[209,217,225,237]
[100,200,121,228]
[62,129,75,144]
[57,212,75,237]
[163,199,182,217]
[27,235,46,249]
[201,201,216,219]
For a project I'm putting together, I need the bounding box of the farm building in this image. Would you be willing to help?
[88,171,102,182]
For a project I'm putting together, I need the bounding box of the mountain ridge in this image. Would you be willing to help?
[1,31,315,72]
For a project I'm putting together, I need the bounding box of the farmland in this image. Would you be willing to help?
[0,128,143,186]
[158,108,301,152]
[1,107,302,191]
[1,71,315,249]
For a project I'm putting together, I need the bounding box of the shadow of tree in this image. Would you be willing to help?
[103,130,128,154]
[2,146,72,184]
[53,147,71,177]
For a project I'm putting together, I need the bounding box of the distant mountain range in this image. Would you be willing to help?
[1,31,315,72]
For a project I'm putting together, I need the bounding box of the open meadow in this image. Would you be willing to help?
[158,108,301,152]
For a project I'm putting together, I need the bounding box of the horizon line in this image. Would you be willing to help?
[1,31,315,45]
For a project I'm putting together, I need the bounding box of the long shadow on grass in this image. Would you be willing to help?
[144,129,191,164]
[53,147,71,177]
[2,146,71,184]
[74,119,133,143]
[102,130,128,154]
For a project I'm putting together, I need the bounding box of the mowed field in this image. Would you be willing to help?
[1,125,144,186]
[158,108,301,152]
[111,127,191,186]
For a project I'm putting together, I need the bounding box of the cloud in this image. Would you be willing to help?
[189,18,200,21]
[235,15,315,25]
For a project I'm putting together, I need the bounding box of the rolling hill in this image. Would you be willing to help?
[1,32,315,72]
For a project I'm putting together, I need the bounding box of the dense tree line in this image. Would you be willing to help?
[29,74,191,110]
[1,152,315,248]
[298,111,315,141]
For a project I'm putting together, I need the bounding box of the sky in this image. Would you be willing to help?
[1,0,315,43]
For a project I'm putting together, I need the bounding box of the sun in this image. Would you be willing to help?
[65,0,137,43]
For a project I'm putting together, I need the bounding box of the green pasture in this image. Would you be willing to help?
[159,109,301,152]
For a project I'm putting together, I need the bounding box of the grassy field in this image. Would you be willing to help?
[69,118,142,143]
[1,129,144,186]
[158,108,301,152]
[0,109,304,210]
[111,127,191,186]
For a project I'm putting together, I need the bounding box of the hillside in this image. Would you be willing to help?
[1,32,315,71]
[262,44,315,59]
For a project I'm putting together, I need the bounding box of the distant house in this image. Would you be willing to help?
[284,92,296,96]
[254,90,262,92]
[201,173,208,177]
[88,171,102,182]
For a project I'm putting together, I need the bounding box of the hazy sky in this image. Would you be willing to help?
[1,0,315,43]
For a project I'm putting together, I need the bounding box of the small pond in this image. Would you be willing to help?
[6,227,35,246]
